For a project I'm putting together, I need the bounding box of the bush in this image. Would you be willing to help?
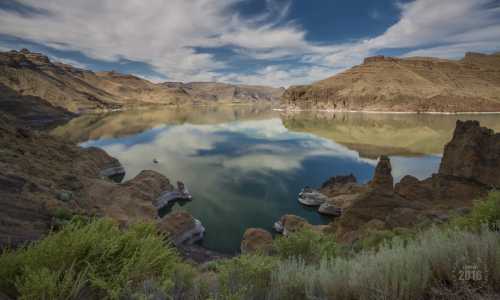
[267,227,500,300]
[452,191,500,231]
[273,228,337,263]
[216,254,279,299]
[0,218,194,299]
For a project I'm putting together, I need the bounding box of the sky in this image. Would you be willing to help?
[0,0,499,87]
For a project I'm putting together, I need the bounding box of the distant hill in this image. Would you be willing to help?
[162,82,284,104]
[282,52,500,112]
[0,49,283,114]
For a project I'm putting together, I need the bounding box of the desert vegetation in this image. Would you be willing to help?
[1,191,499,299]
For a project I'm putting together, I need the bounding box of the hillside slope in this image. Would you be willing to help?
[162,82,284,103]
[282,52,500,112]
[0,49,284,114]
[0,49,192,113]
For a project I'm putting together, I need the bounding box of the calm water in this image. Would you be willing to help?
[53,106,500,253]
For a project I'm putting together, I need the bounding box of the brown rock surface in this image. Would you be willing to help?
[369,155,394,193]
[332,121,499,242]
[157,211,205,246]
[0,112,174,247]
[439,120,500,187]
[0,49,283,113]
[240,228,273,254]
[282,52,500,112]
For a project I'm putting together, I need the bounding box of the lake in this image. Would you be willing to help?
[52,106,500,253]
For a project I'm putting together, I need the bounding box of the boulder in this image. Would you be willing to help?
[320,174,367,199]
[158,211,205,246]
[369,155,394,193]
[318,201,342,216]
[240,228,273,254]
[83,170,174,223]
[439,120,500,187]
[274,214,312,236]
[298,189,329,206]
[318,193,361,216]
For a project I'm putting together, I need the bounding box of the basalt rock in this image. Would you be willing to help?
[240,228,273,255]
[439,120,500,187]
[274,214,312,236]
[369,155,393,193]
[0,112,182,248]
[158,211,205,246]
[333,122,499,243]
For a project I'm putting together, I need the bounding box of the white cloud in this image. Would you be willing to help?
[0,0,499,86]
[49,55,89,70]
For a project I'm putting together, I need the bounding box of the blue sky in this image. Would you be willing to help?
[1,0,499,87]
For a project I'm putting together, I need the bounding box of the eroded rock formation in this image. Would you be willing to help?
[157,211,205,246]
[240,228,273,254]
[331,120,497,243]
[439,120,500,187]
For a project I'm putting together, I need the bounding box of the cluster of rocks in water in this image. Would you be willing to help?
[241,120,500,251]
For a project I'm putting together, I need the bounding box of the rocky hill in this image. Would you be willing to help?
[0,49,193,113]
[162,81,284,104]
[282,52,500,112]
[0,49,283,114]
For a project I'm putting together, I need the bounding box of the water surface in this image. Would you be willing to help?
[53,106,500,253]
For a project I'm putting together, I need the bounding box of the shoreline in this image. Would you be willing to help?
[273,108,500,115]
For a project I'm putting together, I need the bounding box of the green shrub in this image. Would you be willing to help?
[355,227,417,252]
[452,191,500,231]
[0,218,193,299]
[216,254,279,299]
[267,227,500,300]
[273,228,337,263]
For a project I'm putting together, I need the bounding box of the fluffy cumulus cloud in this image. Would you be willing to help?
[0,0,499,86]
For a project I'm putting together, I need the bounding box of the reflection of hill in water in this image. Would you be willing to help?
[282,112,500,158]
[52,105,278,142]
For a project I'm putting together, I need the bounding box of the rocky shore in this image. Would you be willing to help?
[0,108,218,261]
[250,120,500,249]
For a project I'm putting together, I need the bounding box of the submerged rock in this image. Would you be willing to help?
[240,228,273,254]
[158,211,205,246]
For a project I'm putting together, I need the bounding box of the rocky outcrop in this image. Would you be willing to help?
[157,211,205,246]
[274,214,312,236]
[298,188,329,206]
[0,83,74,129]
[282,52,500,112]
[332,121,498,243]
[369,155,394,193]
[439,120,500,187]
[240,228,273,254]
[0,111,192,248]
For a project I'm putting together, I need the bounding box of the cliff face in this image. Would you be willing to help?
[0,49,193,113]
[162,82,284,103]
[0,49,283,114]
[282,52,500,112]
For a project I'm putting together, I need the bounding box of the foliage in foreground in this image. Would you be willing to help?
[214,191,500,299]
[273,227,337,263]
[1,192,499,300]
[0,218,196,299]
